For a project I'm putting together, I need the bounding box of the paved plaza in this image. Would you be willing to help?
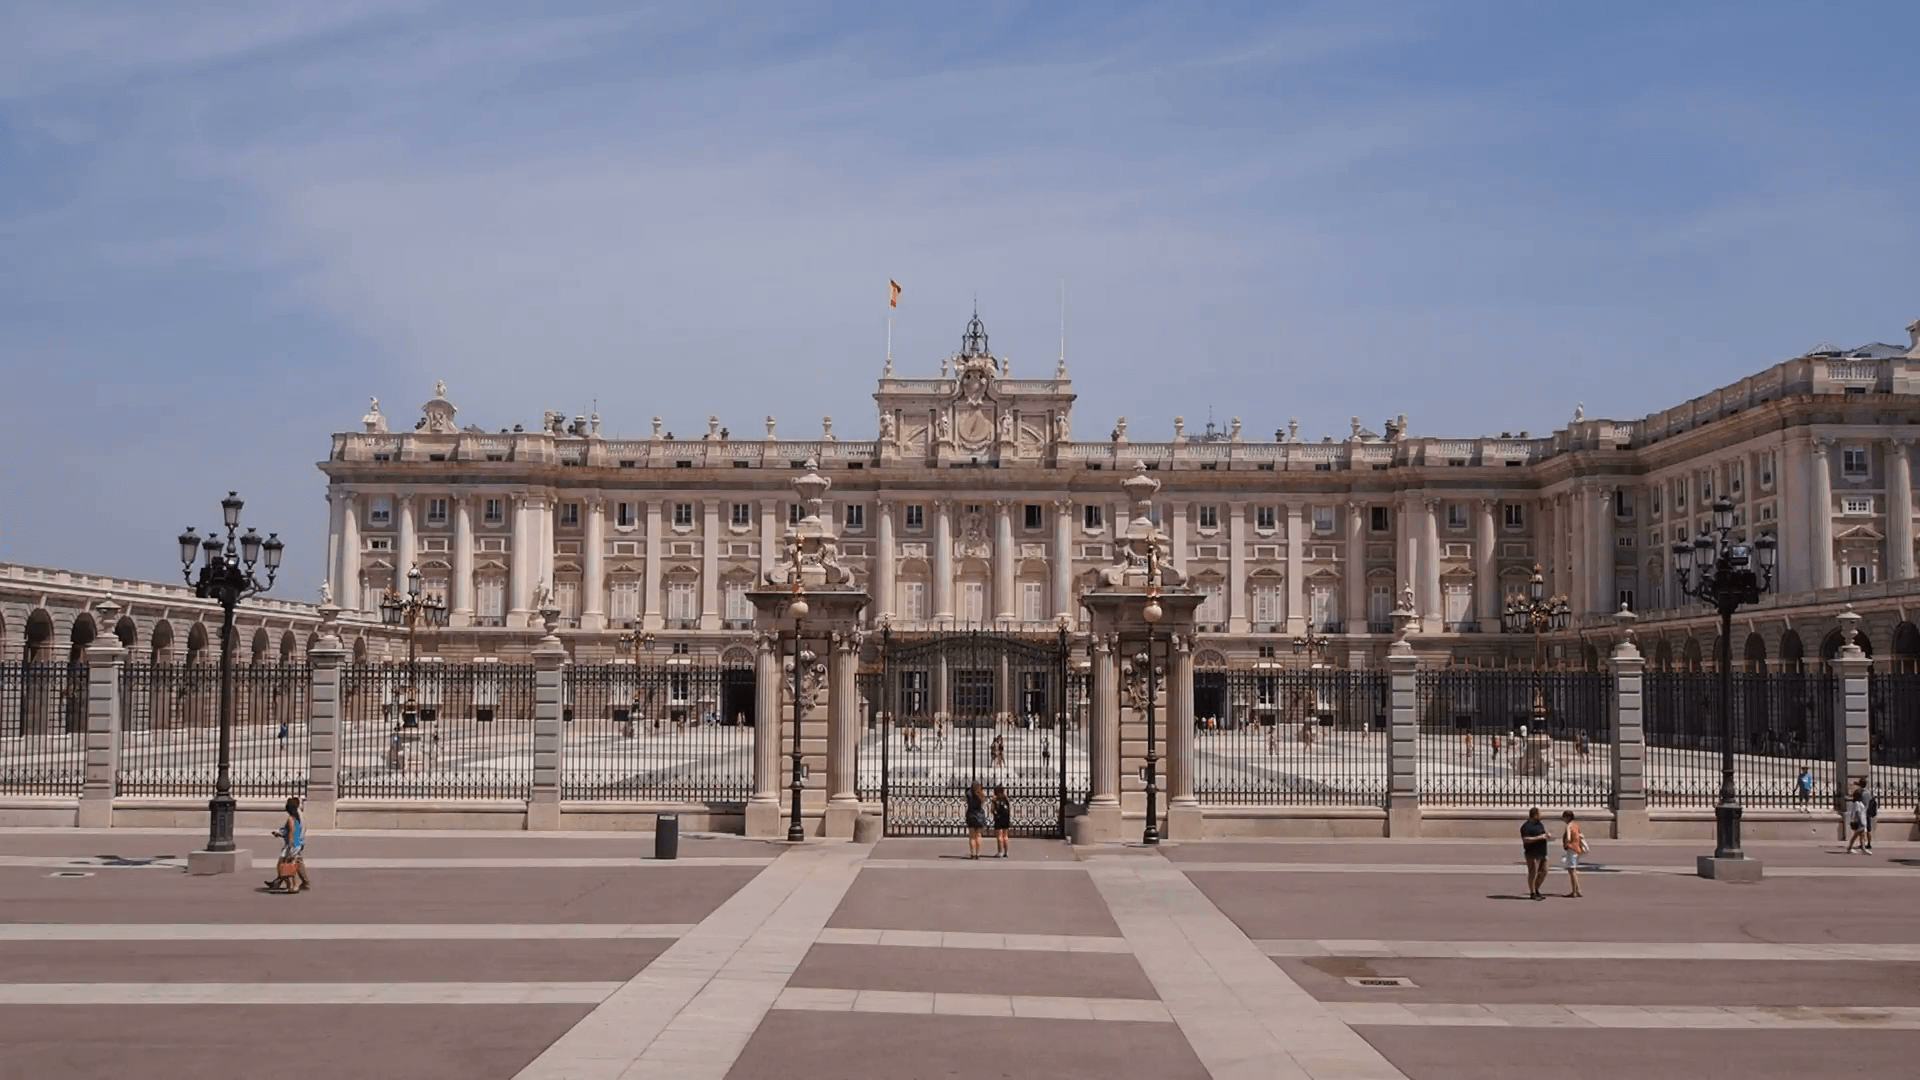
[0,827,1915,1079]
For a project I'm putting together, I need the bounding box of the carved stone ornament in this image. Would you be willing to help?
[1119,650,1165,711]
[784,648,828,712]
[362,397,388,434]
[420,382,458,434]
[958,510,991,560]
[762,460,854,589]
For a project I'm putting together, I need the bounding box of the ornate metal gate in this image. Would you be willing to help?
[876,629,1075,838]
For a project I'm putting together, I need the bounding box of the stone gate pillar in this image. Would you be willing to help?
[79,600,126,830]
[529,606,566,832]
[1166,633,1201,839]
[1385,603,1421,838]
[1609,610,1648,840]
[305,606,346,829]
[1085,634,1121,840]
[1832,606,1872,833]
[746,460,871,839]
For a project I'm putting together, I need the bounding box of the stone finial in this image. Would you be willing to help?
[1837,604,1863,655]
[1351,416,1362,439]
[1122,460,1160,512]
[1575,402,1586,422]
[651,416,664,440]
[1614,603,1638,644]
[91,600,122,649]
[589,411,600,437]
[317,603,343,649]
[1114,417,1128,440]
[1173,416,1186,441]
[1230,417,1242,442]
[538,604,562,642]
[1288,418,1299,442]
[707,415,721,439]
[822,416,835,441]
[765,415,777,439]
[793,459,830,521]
[883,356,893,377]
[1056,353,1068,378]
[940,358,950,376]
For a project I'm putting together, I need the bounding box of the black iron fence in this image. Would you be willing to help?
[0,663,86,795]
[1192,669,1388,806]
[1414,669,1612,806]
[338,663,536,799]
[1869,672,1920,809]
[117,663,310,797]
[1643,671,1834,808]
[561,662,752,802]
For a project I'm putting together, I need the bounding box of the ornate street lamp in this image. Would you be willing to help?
[1292,628,1332,667]
[1672,497,1777,866]
[175,494,283,864]
[787,581,811,843]
[379,566,448,728]
[1139,545,1166,846]
[612,623,656,736]
[1500,564,1571,724]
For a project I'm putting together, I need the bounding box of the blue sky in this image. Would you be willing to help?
[3,1,1917,594]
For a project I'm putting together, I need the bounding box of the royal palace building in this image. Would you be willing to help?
[292,311,1920,674]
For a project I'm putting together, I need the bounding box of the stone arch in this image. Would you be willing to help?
[1821,627,1873,663]
[1652,637,1674,672]
[24,609,55,664]
[1195,648,1229,671]
[720,645,755,669]
[280,629,298,663]
[251,626,271,665]
[1892,622,1920,674]
[352,635,369,664]
[185,622,210,665]
[1743,632,1768,674]
[1681,637,1703,673]
[150,619,176,665]
[1580,641,1599,671]
[1780,629,1805,673]
[68,612,97,666]
[113,615,137,649]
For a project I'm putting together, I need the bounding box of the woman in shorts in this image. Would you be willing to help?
[964,782,987,860]
[992,786,1012,858]
[1560,810,1587,898]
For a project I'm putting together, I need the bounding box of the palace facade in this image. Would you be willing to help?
[297,311,1920,672]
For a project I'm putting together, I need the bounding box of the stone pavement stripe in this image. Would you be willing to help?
[512,844,867,1080]
[1086,855,1410,1080]
[770,987,1173,1022]
[0,924,693,941]
[0,856,776,870]
[0,982,621,1005]
[1325,1002,1920,1029]
[1173,861,1916,878]
[811,928,1132,952]
[1258,940,1920,962]
[861,858,1089,871]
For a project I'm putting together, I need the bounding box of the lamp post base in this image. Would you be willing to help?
[187,849,249,876]
[1696,855,1764,883]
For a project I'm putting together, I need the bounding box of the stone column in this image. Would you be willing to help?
[875,500,896,622]
[337,489,361,611]
[1227,502,1249,633]
[1811,439,1836,590]
[1399,495,1420,613]
[529,621,566,831]
[1537,496,1556,603]
[745,632,782,837]
[823,630,861,836]
[759,498,779,583]
[1832,609,1871,823]
[1345,501,1367,634]
[1053,500,1076,625]
[451,495,475,627]
[1593,487,1615,616]
[1084,633,1121,839]
[933,500,955,622]
[305,619,345,829]
[1567,489,1587,617]
[78,603,125,829]
[1386,632,1420,837]
[1284,502,1305,634]
[1609,633,1647,838]
[508,495,532,627]
[643,500,664,630]
[1475,499,1498,630]
[1420,497,1442,633]
[994,500,1016,623]
[700,499,721,630]
[1887,437,1915,581]
[1170,501,1188,579]
[1166,633,1202,840]
[325,490,345,607]
[581,498,606,630]
[396,493,417,587]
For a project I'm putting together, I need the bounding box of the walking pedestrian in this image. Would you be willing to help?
[990,734,1006,768]
[1575,731,1589,758]
[1559,810,1587,898]
[1521,807,1549,900]
[992,785,1012,858]
[965,782,987,860]
[1795,767,1813,812]
[1491,734,1502,763]
[1844,780,1869,854]
[1862,778,1879,854]
[266,796,310,893]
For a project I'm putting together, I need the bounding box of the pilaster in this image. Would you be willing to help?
[822,630,861,838]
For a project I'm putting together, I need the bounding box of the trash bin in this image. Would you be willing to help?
[655,813,679,860]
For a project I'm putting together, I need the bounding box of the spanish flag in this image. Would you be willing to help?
[889,280,902,308]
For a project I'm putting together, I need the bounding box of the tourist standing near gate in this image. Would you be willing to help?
[1560,810,1587,898]
[1844,780,1869,854]
[965,782,987,860]
[1521,807,1549,900]
[992,786,1012,858]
